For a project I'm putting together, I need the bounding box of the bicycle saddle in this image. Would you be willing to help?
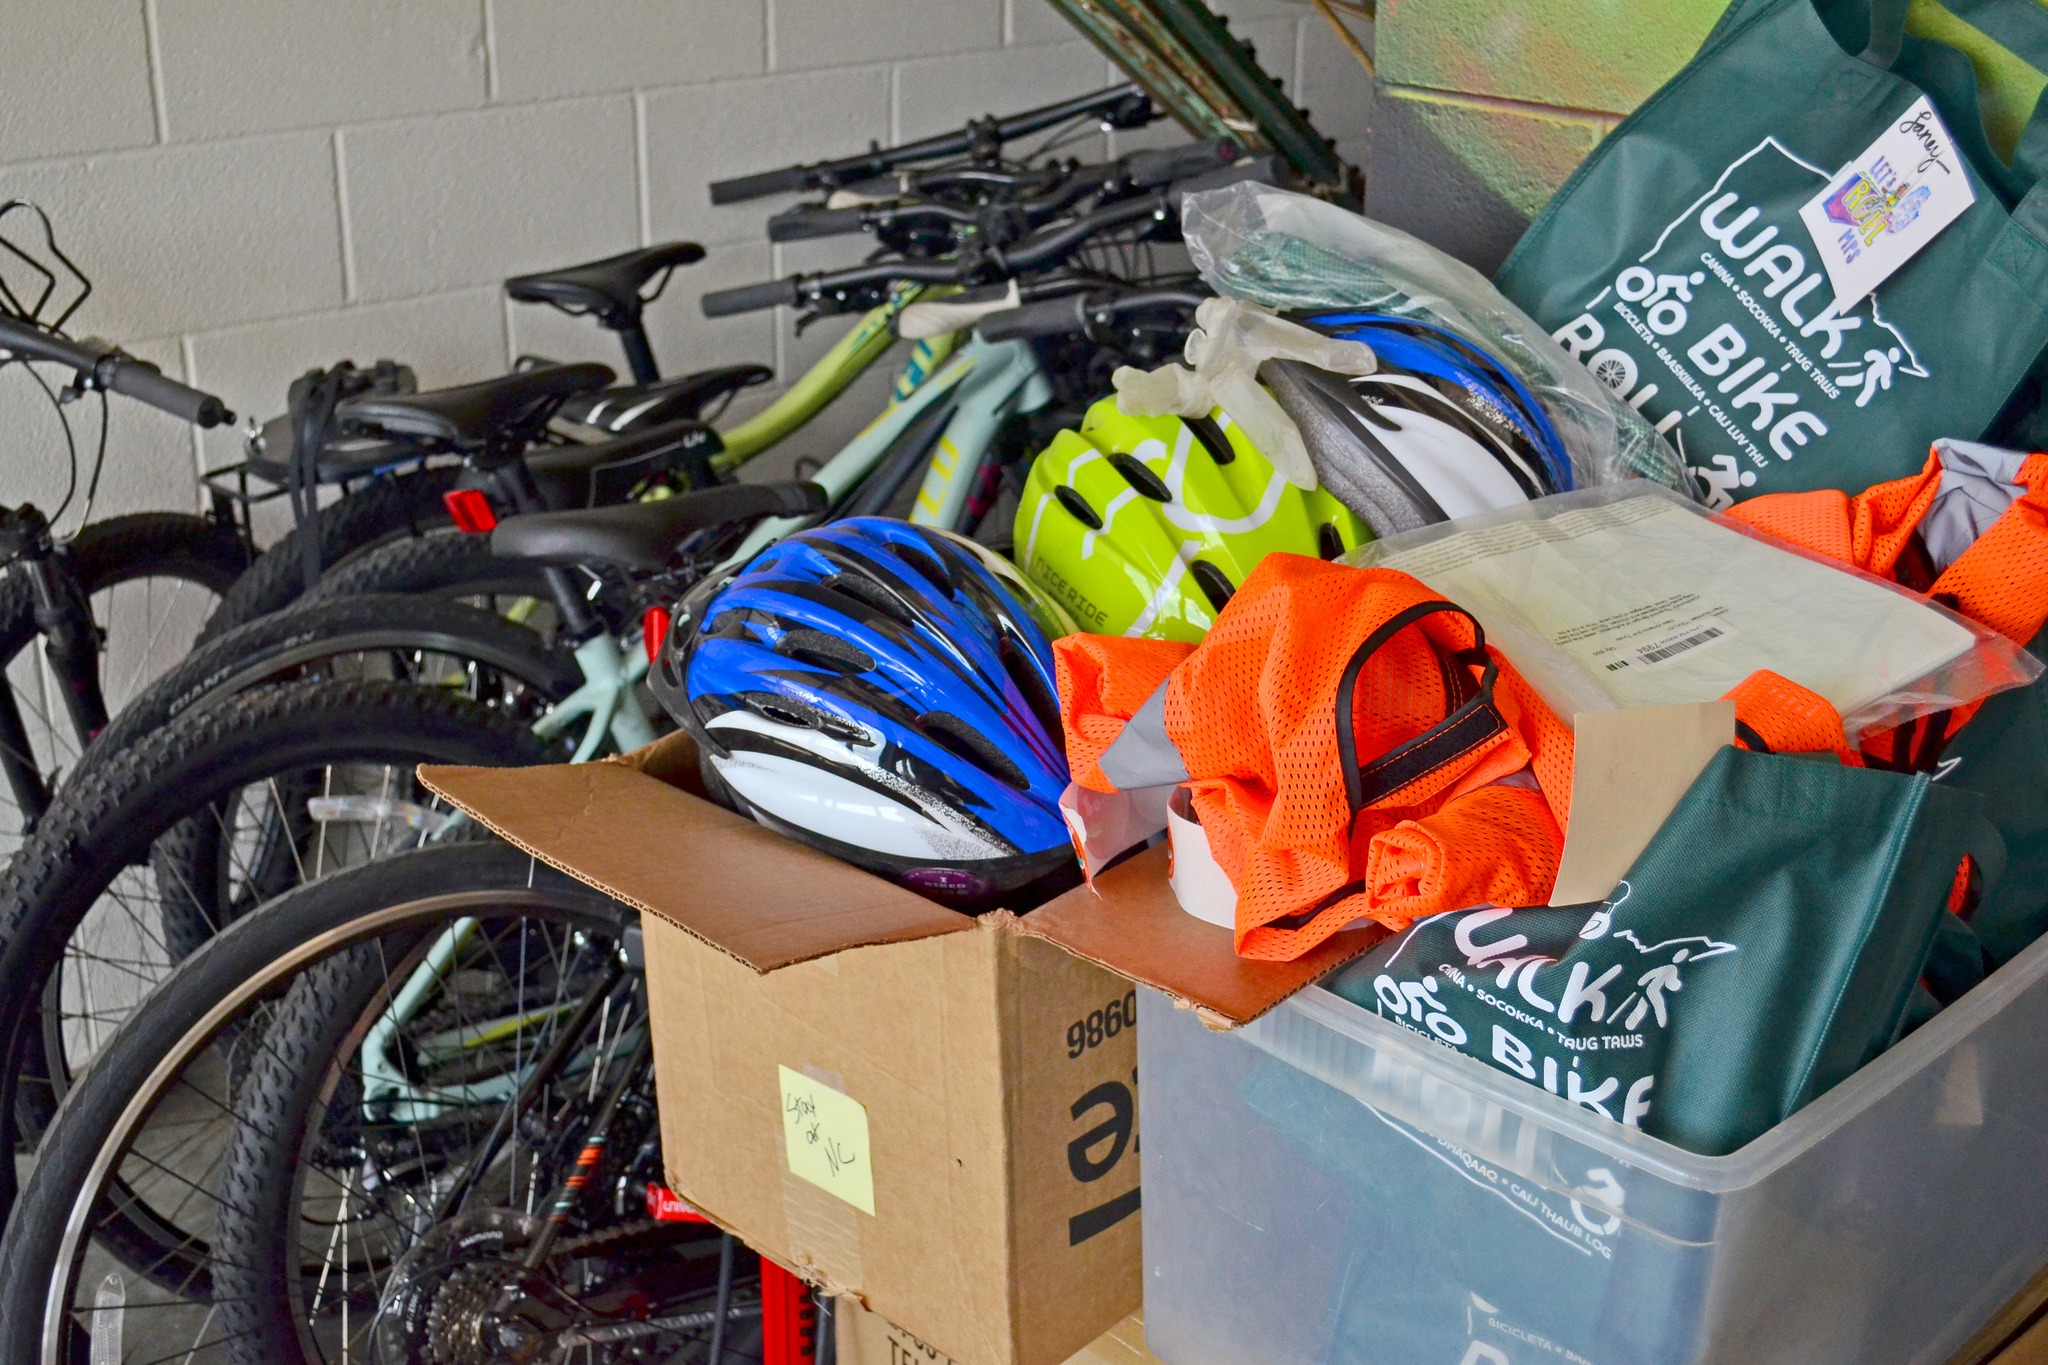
[338,363,615,444]
[557,363,773,435]
[523,417,724,508]
[489,481,827,571]
[504,242,707,325]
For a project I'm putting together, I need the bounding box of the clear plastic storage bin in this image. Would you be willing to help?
[1137,934,2048,1365]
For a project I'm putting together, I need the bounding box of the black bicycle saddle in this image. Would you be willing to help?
[489,481,827,571]
[338,363,615,444]
[504,242,707,325]
[556,363,773,434]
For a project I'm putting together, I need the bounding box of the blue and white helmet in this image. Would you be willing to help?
[651,517,1079,909]
[1270,312,1573,537]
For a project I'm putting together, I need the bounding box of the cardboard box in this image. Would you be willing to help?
[421,734,1142,1365]
[838,1303,1164,1365]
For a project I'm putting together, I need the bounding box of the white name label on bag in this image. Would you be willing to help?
[1798,95,1976,309]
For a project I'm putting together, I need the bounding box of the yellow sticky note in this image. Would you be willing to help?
[778,1065,876,1216]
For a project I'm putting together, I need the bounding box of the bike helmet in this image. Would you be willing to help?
[1271,312,1574,536]
[650,517,1079,909]
[1013,396,1372,643]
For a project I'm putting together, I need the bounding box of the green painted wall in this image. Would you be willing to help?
[1366,0,2048,268]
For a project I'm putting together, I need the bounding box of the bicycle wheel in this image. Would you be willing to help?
[0,512,249,856]
[305,527,574,650]
[0,678,554,1174]
[82,592,581,768]
[0,842,762,1365]
[200,465,459,640]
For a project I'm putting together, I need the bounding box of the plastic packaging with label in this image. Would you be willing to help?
[1343,484,2042,743]
[1179,181,1689,496]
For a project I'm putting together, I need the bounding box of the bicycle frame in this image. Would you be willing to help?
[721,333,1053,568]
[708,284,937,470]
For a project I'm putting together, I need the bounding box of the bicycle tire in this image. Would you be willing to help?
[200,465,459,639]
[0,678,553,1192]
[81,592,580,766]
[0,512,252,844]
[0,842,629,1365]
[305,524,557,606]
[213,842,638,1363]
[0,510,253,683]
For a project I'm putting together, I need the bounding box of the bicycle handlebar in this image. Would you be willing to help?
[763,141,1243,247]
[102,355,232,427]
[0,315,232,427]
[701,193,1174,318]
[708,84,1153,204]
[700,276,802,319]
[977,286,1210,342]
[766,203,876,243]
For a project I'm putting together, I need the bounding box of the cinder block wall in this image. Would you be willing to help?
[0,0,1371,524]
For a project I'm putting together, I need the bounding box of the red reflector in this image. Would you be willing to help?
[442,488,498,534]
[645,1182,708,1223]
[643,605,672,664]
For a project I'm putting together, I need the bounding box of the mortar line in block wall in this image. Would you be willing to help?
[764,0,779,72]
[500,294,519,373]
[331,130,358,304]
[481,0,501,103]
[140,0,170,143]
[180,334,205,511]
[634,91,653,248]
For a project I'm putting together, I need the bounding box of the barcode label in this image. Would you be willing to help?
[1636,624,1726,667]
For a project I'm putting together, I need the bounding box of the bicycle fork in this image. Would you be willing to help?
[0,506,109,827]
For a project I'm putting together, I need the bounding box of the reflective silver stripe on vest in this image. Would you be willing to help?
[1096,679,1189,790]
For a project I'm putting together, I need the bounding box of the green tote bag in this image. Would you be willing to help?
[1495,0,2048,509]
[1326,747,2003,1156]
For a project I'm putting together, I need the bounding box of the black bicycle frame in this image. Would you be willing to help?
[0,505,109,829]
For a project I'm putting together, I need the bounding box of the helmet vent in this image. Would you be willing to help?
[895,540,955,594]
[1108,453,1172,502]
[1186,415,1235,465]
[1317,522,1346,560]
[1053,484,1103,530]
[1189,559,1236,613]
[775,628,876,675]
[743,693,819,729]
[824,571,914,625]
[1355,395,1403,431]
[916,710,1030,790]
[999,635,1065,752]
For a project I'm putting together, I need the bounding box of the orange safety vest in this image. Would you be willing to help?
[1059,555,1871,961]
[1727,447,2048,767]
[1059,556,1571,959]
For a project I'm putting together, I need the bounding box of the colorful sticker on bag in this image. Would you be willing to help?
[1798,97,1976,311]
[1548,137,1931,509]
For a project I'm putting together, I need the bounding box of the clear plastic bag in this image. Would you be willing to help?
[1180,182,1690,495]
[1342,484,2043,743]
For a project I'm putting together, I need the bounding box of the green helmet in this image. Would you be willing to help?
[1013,396,1372,642]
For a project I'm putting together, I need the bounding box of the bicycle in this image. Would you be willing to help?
[0,204,250,853]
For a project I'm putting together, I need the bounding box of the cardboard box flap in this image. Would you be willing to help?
[420,748,969,972]
[1018,844,1381,1028]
